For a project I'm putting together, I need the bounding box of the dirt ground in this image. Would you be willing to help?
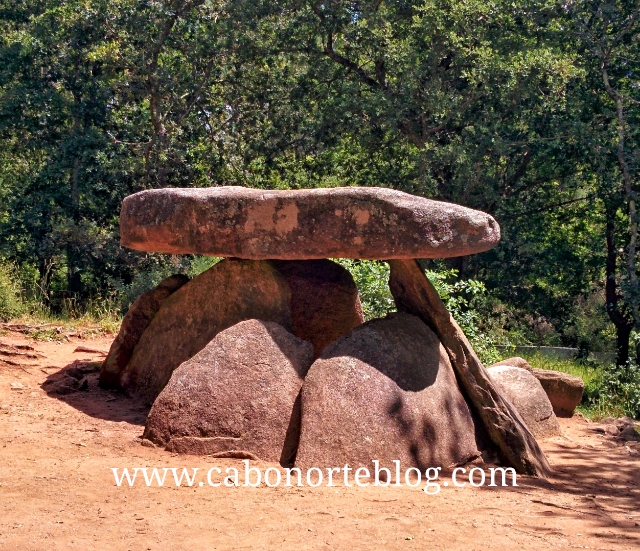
[0,329,638,551]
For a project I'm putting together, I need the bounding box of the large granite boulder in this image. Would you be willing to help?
[531,369,584,417]
[295,313,481,473]
[272,260,364,358]
[143,320,314,464]
[119,259,293,405]
[120,186,500,260]
[99,274,189,389]
[487,366,561,438]
[118,259,363,404]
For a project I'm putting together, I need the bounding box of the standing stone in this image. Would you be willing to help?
[531,369,584,417]
[272,260,364,357]
[99,274,189,389]
[296,313,481,472]
[388,259,551,477]
[143,320,314,464]
[120,186,500,259]
[119,259,293,405]
[117,259,364,404]
[487,366,561,438]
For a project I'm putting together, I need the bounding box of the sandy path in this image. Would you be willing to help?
[0,330,638,550]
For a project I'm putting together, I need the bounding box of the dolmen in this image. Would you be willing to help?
[101,186,550,477]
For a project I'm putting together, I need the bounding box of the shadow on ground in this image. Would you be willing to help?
[41,360,149,425]
[473,435,640,547]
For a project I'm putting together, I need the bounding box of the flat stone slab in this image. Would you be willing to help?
[120,186,500,259]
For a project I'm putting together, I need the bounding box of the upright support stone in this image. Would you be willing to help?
[119,259,293,405]
[113,259,364,404]
[272,260,364,358]
[388,259,551,477]
[99,274,189,389]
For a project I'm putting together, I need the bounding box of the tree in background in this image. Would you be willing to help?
[563,0,640,365]
[0,0,229,306]
[0,0,636,364]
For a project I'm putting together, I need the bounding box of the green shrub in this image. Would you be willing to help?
[424,269,500,365]
[335,259,396,320]
[0,262,26,321]
[336,260,499,364]
[594,362,640,419]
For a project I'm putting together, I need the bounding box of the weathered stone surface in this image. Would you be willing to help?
[619,424,640,442]
[143,320,314,464]
[99,274,189,389]
[119,260,293,405]
[490,357,533,371]
[532,369,584,417]
[296,313,481,472]
[118,259,362,404]
[388,259,551,477]
[120,186,500,260]
[589,417,640,441]
[487,366,561,439]
[272,260,364,357]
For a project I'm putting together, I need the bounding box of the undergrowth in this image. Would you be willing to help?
[512,352,640,421]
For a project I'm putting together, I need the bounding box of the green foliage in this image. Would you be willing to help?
[187,256,222,278]
[592,362,640,420]
[0,261,26,321]
[337,260,499,364]
[566,290,617,353]
[113,255,220,312]
[334,260,396,321]
[424,268,500,365]
[0,0,636,363]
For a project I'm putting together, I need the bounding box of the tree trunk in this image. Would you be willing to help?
[604,201,633,367]
[37,258,54,308]
[68,111,82,299]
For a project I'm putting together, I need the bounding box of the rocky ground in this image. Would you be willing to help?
[0,329,638,550]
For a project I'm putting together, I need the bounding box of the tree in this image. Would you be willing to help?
[566,0,640,365]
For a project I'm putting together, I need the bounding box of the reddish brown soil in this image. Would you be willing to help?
[0,330,638,550]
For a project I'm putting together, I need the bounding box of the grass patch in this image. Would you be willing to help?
[1,259,122,337]
[4,296,122,341]
[520,353,601,389]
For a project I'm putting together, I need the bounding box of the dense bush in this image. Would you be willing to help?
[425,269,501,365]
[589,362,640,420]
[337,260,500,364]
[0,261,27,321]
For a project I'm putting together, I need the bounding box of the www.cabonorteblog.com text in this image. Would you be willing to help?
[111,461,517,494]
